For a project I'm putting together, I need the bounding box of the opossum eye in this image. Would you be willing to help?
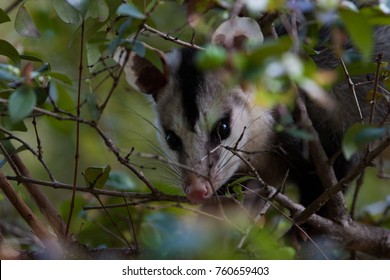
[165,130,182,151]
[213,116,231,141]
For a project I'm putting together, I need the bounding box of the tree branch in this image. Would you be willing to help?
[0,142,70,242]
[0,171,63,258]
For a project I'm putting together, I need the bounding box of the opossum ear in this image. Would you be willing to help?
[211,16,264,50]
[114,46,169,101]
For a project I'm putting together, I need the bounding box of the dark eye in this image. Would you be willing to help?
[165,130,182,151]
[214,116,231,142]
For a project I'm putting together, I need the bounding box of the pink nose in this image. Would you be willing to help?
[185,173,212,203]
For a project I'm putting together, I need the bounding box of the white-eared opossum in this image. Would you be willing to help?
[115,16,390,206]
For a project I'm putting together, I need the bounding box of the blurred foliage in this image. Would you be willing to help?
[0,0,389,260]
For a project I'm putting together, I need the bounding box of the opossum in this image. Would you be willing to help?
[115,16,390,206]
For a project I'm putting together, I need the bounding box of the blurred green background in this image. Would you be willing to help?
[0,0,389,260]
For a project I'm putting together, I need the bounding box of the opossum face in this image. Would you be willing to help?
[115,17,271,203]
[153,49,259,203]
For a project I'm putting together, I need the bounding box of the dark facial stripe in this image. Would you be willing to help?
[177,48,204,132]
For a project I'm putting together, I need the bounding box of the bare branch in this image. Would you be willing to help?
[142,24,204,50]
[0,171,63,258]
[296,93,349,224]
[0,143,70,242]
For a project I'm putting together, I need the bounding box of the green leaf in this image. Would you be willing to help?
[0,39,21,66]
[0,8,11,24]
[67,0,90,17]
[355,126,388,147]
[20,54,43,63]
[87,0,109,22]
[15,6,41,38]
[132,41,145,57]
[339,9,373,61]
[286,127,314,140]
[342,124,388,160]
[35,87,49,105]
[106,170,135,190]
[86,92,101,121]
[52,0,81,24]
[8,85,37,123]
[116,3,145,19]
[47,72,73,85]
[0,117,27,132]
[342,123,367,160]
[227,175,253,187]
[86,41,101,72]
[196,45,227,70]
[83,165,111,189]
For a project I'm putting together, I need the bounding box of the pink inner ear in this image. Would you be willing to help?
[233,34,248,49]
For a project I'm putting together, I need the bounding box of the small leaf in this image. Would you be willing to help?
[0,39,21,66]
[339,9,373,61]
[286,127,314,140]
[116,3,145,19]
[106,170,135,190]
[0,8,11,24]
[86,41,101,72]
[67,0,90,17]
[83,165,111,189]
[355,126,387,147]
[8,85,37,123]
[88,0,109,22]
[227,175,253,186]
[20,54,43,63]
[47,72,73,85]
[35,87,49,105]
[15,6,41,38]
[342,124,388,160]
[52,0,81,24]
[0,117,27,132]
[342,123,367,160]
[132,41,145,57]
[195,45,227,70]
[86,92,101,121]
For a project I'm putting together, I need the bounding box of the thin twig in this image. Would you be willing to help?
[94,195,132,248]
[339,56,364,123]
[5,0,23,13]
[123,198,139,253]
[66,19,85,237]
[295,136,390,224]
[142,23,204,50]
[369,53,384,124]
[223,145,328,259]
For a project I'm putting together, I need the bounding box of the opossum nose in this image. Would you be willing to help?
[185,173,212,204]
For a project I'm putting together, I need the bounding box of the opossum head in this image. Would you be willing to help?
[115,17,273,203]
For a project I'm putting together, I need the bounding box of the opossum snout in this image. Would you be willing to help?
[185,173,213,204]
